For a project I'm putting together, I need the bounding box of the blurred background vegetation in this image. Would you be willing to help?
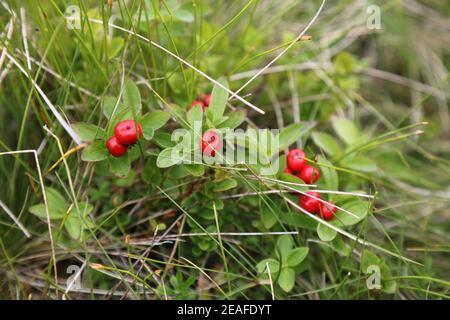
[0,0,448,299]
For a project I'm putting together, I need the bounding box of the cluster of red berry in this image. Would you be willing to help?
[106,120,143,157]
[285,148,337,221]
[190,95,223,157]
[285,149,320,184]
[191,95,211,112]
[299,191,337,221]
[201,130,222,157]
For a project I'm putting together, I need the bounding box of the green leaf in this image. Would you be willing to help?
[66,203,95,234]
[166,104,186,125]
[65,215,83,240]
[29,187,68,219]
[72,123,105,142]
[332,117,361,146]
[108,155,130,177]
[168,165,190,179]
[142,127,154,140]
[141,157,162,185]
[212,178,237,192]
[280,212,317,231]
[256,258,280,274]
[317,223,337,242]
[141,111,171,132]
[286,247,309,267]
[277,235,293,258]
[102,95,122,120]
[277,123,312,153]
[109,104,136,128]
[278,173,308,193]
[380,263,397,294]
[312,132,341,156]
[114,171,137,187]
[174,9,194,22]
[127,142,144,162]
[28,204,49,219]
[217,110,245,129]
[341,155,377,172]
[69,202,94,218]
[361,250,380,272]
[206,78,229,123]
[138,0,193,23]
[108,37,124,59]
[122,78,141,115]
[156,147,185,168]
[233,129,273,165]
[261,205,278,229]
[187,104,203,149]
[153,132,176,148]
[258,129,277,159]
[317,155,338,191]
[332,236,352,257]
[82,141,109,162]
[186,102,203,130]
[278,268,295,292]
[81,216,95,230]
[330,200,370,227]
[185,164,205,177]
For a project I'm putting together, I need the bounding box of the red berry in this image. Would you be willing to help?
[298,165,320,184]
[114,120,143,146]
[106,136,128,157]
[201,130,222,156]
[319,201,337,221]
[299,191,321,213]
[191,99,205,111]
[287,148,306,172]
[204,95,211,107]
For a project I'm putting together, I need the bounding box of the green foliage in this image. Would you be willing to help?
[212,178,237,192]
[137,0,194,24]
[277,123,312,153]
[29,188,94,241]
[206,78,229,125]
[317,155,339,191]
[73,123,106,142]
[311,132,341,157]
[141,110,171,140]
[330,200,370,227]
[332,117,362,147]
[82,141,109,162]
[257,235,309,292]
[361,251,397,294]
[317,223,337,242]
[1,0,448,300]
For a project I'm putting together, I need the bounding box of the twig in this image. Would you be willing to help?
[0,200,31,238]
[4,51,82,145]
[0,150,58,296]
[20,7,31,71]
[229,0,326,100]
[265,262,275,300]
[87,18,265,115]
[129,231,299,245]
[284,197,421,265]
